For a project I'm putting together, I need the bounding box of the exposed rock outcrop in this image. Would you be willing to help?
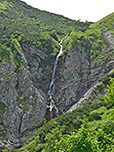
[56,29,114,113]
[0,2,113,149]
[0,45,47,148]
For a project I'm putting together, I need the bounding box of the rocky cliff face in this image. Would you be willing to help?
[22,44,52,95]
[0,0,114,149]
[56,29,114,112]
[0,44,47,147]
[1,23,114,149]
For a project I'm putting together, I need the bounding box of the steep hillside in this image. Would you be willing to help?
[11,69,114,152]
[0,0,114,151]
[0,0,90,148]
[0,0,90,94]
[56,12,114,113]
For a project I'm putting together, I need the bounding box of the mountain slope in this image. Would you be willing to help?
[56,12,114,112]
[0,0,114,150]
[0,0,90,148]
[11,69,114,152]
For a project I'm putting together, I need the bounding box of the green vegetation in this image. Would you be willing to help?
[0,43,10,61]
[0,1,113,70]
[0,102,6,111]
[0,0,114,151]
[90,12,114,33]
[105,77,114,105]
[63,21,113,71]
[54,117,114,152]
[10,72,114,152]
[0,0,93,81]
[0,0,90,65]
[61,13,114,74]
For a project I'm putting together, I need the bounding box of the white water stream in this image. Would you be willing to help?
[48,40,63,119]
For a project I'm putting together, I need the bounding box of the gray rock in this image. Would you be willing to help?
[0,24,114,149]
[56,30,114,113]
[0,46,47,148]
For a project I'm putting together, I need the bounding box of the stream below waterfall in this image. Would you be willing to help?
[48,40,63,119]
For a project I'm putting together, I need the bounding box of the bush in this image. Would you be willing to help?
[105,78,114,105]
[89,110,102,121]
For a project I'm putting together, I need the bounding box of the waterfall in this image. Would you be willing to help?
[48,40,63,119]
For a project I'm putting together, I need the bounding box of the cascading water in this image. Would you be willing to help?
[48,40,63,119]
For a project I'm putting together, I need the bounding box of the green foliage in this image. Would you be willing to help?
[0,0,90,58]
[0,102,6,111]
[13,70,114,152]
[90,12,114,33]
[62,13,114,74]
[0,0,13,10]
[105,77,114,105]
[99,69,114,85]
[89,110,102,121]
[96,119,114,151]
[67,25,109,67]
[55,119,93,152]
[13,106,114,152]
[0,0,91,71]
[2,149,8,152]
[55,118,114,152]
[18,94,25,101]
[0,43,10,61]
[42,126,64,152]
[0,0,114,151]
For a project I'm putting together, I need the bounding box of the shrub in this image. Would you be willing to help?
[89,110,102,121]
[105,77,114,105]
